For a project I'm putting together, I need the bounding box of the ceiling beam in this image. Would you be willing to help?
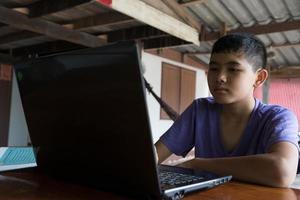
[161,0,201,32]
[269,42,300,49]
[0,6,106,47]
[271,66,300,78]
[97,0,200,46]
[107,25,169,42]
[179,0,206,7]
[9,34,191,57]
[143,36,191,49]
[202,20,300,41]
[73,12,135,31]
[0,12,133,49]
[26,0,93,18]
[0,31,40,47]
[12,40,85,57]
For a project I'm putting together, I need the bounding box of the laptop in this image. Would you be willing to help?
[14,41,232,200]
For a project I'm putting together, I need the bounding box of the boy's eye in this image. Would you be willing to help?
[229,68,240,72]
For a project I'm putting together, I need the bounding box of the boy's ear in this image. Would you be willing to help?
[254,69,268,88]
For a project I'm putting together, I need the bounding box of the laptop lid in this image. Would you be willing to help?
[14,41,162,199]
[14,41,232,200]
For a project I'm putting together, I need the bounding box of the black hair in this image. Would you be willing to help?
[211,32,267,70]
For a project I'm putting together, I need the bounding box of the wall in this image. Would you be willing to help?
[8,70,30,146]
[142,52,209,143]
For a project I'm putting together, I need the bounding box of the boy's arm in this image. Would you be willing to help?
[177,141,299,188]
[155,140,173,164]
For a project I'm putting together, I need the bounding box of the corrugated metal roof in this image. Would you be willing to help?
[175,0,300,69]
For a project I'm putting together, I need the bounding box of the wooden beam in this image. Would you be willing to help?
[202,20,300,41]
[141,0,182,21]
[27,0,93,18]
[183,54,208,71]
[161,0,201,32]
[0,12,133,48]
[97,0,200,46]
[0,31,40,46]
[269,43,300,49]
[107,25,169,42]
[0,6,106,47]
[12,40,85,57]
[73,12,134,31]
[143,36,191,49]
[179,0,206,7]
[271,66,300,78]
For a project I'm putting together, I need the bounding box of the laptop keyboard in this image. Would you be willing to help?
[159,171,204,187]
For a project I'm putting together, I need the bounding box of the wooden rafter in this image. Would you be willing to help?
[0,12,134,48]
[26,0,93,18]
[271,66,300,78]
[161,0,201,32]
[143,36,191,49]
[97,0,200,46]
[0,6,106,47]
[12,40,84,57]
[0,31,40,47]
[73,12,135,31]
[202,20,300,41]
[107,25,169,42]
[179,0,206,7]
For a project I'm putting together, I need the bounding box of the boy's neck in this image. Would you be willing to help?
[221,97,256,118]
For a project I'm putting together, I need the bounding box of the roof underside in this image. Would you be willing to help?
[0,0,299,77]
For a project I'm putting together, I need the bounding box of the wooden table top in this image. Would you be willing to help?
[1,170,300,200]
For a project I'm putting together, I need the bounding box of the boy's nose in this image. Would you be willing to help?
[216,71,227,83]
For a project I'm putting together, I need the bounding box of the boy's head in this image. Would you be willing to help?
[211,33,267,71]
[208,33,269,105]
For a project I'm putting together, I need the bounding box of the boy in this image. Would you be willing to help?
[155,33,299,188]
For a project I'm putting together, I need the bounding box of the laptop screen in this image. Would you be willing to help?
[14,41,162,198]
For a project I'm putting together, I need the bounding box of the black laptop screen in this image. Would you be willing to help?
[14,41,161,198]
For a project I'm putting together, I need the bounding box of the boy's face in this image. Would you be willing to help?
[207,52,258,104]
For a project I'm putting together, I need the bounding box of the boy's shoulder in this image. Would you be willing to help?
[255,99,296,120]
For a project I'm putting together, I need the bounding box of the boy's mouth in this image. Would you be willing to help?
[214,87,228,92]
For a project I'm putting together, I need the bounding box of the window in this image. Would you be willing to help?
[160,62,196,119]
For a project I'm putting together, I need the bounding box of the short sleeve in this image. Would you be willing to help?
[264,108,299,152]
[159,101,197,157]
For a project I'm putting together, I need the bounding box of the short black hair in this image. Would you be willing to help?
[211,33,267,70]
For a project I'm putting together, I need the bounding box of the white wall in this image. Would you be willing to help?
[8,70,30,146]
[142,52,209,143]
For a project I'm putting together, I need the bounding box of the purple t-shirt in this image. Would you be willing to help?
[160,97,299,158]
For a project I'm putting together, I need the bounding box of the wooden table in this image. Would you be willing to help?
[1,171,300,200]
